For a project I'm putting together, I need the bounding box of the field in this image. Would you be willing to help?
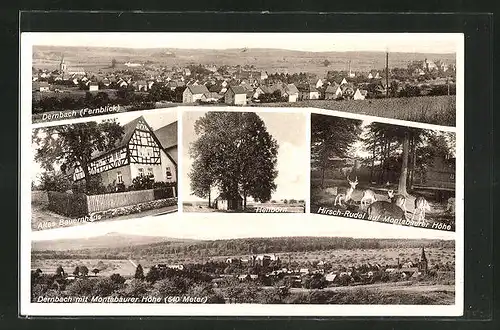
[183,201,305,213]
[200,246,455,269]
[33,46,455,77]
[31,258,150,278]
[284,281,455,305]
[254,95,455,126]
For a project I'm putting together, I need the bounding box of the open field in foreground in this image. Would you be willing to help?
[254,95,455,126]
[282,281,455,305]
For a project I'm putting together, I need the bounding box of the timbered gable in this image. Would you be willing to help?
[73,147,128,181]
[128,118,162,165]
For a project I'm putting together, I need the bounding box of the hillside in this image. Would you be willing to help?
[32,236,455,261]
[31,232,195,251]
[32,45,456,76]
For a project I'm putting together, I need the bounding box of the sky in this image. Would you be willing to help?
[182,110,308,202]
[30,212,455,242]
[31,109,178,184]
[25,32,460,54]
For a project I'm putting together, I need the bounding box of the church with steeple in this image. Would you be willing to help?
[58,54,86,78]
[417,246,429,274]
[59,56,67,78]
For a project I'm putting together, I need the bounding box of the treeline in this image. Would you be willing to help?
[33,237,455,260]
[32,88,159,114]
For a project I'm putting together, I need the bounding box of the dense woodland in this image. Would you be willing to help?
[33,237,455,260]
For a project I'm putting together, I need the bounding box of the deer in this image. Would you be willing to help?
[366,201,406,221]
[334,176,358,206]
[412,196,431,222]
[387,190,407,215]
[360,189,377,208]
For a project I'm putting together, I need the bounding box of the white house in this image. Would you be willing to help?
[89,82,99,92]
[340,78,348,85]
[33,81,50,92]
[325,272,337,282]
[353,88,368,100]
[182,85,209,103]
[315,79,324,89]
[284,84,299,102]
[225,86,247,105]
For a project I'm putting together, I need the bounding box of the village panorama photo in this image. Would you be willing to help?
[30,109,178,232]
[182,109,307,213]
[28,33,458,126]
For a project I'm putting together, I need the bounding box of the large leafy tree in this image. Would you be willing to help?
[311,114,362,187]
[189,112,279,209]
[33,120,124,193]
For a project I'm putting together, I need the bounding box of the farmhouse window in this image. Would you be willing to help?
[138,168,144,177]
[147,168,153,176]
[117,171,123,183]
[166,167,172,180]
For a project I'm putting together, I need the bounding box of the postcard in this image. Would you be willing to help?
[20,32,464,317]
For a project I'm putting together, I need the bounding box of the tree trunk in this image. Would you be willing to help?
[321,167,325,188]
[370,142,375,183]
[398,132,410,196]
[411,138,417,188]
[82,163,92,193]
[208,188,211,208]
[243,190,247,210]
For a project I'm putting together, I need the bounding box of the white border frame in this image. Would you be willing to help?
[20,32,464,317]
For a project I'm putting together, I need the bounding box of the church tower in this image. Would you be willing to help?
[60,55,67,78]
[419,247,428,274]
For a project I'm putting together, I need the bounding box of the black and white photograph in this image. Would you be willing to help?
[31,109,178,231]
[310,113,456,232]
[29,216,456,308]
[28,33,458,126]
[182,110,307,213]
[20,31,464,317]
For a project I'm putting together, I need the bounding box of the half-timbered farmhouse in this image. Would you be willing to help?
[73,116,177,188]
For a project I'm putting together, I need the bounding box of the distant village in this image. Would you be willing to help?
[32,55,456,113]
[33,246,454,293]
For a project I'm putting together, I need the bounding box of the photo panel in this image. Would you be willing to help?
[21,30,464,317]
[181,109,308,214]
[310,112,456,232]
[30,108,178,232]
[27,32,459,127]
[29,213,457,311]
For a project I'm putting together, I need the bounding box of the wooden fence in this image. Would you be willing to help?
[87,189,155,213]
[47,187,177,216]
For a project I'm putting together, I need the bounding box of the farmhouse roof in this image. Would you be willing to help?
[285,84,299,94]
[186,85,209,95]
[228,85,247,94]
[258,85,274,94]
[325,84,340,93]
[90,116,145,159]
[154,121,178,150]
